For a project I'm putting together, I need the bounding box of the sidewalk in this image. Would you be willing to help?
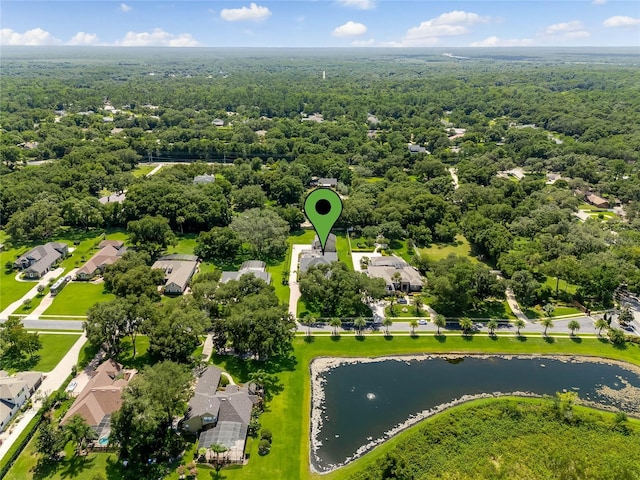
[0,333,87,462]
[0,268,65,321]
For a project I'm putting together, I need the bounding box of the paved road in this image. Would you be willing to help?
[0,318,85,331]
[0,333,87,462]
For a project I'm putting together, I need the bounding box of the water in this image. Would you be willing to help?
[312,356,640,472]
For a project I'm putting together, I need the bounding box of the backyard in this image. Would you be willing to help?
[0,333,80,374]
[417,235,478,262]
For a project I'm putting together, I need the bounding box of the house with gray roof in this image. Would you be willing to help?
[14,242,68,279]
[299,234,338,273]
[317,178,338,188]
[181,366,260,463]
[193,174,215,185]
[152,254,199,295]
[1,371,43,432]
[220,260,271,285]
[366,256,423,293]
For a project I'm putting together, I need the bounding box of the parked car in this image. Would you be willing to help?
[418,319,427,325]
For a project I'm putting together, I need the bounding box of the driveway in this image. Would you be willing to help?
[25,268,79,320]
[0,333,87,461]
[351,251,382,272]
[288,244,312,319]
[0,267,65,320]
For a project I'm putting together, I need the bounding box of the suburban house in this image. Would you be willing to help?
[408,144,429,154]
[98,192,126,205]
[585,193,609,208]
[299,234,338,273]
[76,240,126,280]
[220,261,271,285]
[14,242,68,279]
[193,174,215,185]
[317,178,338,188]
[0,371,43,432]
[61,359,136,442]
[366,256,424,293]
[152,254,199,295]
[181,366,260,463]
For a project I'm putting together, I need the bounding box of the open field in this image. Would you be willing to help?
[417,235,477,262]
[0,333,80,373]
[43,283,115,316]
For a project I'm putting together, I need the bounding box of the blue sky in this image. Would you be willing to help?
[1,1,639,47]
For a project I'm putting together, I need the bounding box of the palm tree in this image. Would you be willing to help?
[594,318,608,336]
[64,414,96,456]
[540,316,554,336]
[514,318,526,336]
[409,318,418,336]
[304,316,316,337]
[568,319,580,336]
[382,317,393,336]
[354,317,366,337]
[414,297,423,316]
[210,442,228,469]
[434,314,446,335]
[487,319,499,335]
[459,317,473,336]
[329,317,342,336]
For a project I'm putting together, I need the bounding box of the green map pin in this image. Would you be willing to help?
[304,188,343,254]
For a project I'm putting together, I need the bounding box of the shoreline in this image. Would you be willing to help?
[309,353,640,474]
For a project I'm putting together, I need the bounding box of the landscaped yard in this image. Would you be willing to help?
[165,233,198,255]
[525,303,583,319]
[131,164,155,177]
[459,300,516,320]
[0,333,80,373]
[543,275,579,295]
[0,247,38,311]
[43,283,115,316]
[417,234,478,262]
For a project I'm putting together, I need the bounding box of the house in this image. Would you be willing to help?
[299,234,338,273]
[152,254,199,294]
[14,242,68,279]
[585,194,609,208]
[61,359,136,441]
[317,178,338,188]
[366,256,424,293]
[181,366,260,463]
[220,260,271,284]
[312,233,336,253]
[0,371,43,432]
[193,174,215,185]
[212,119,225,127]
[408,144,429,154]
[76,241,126,280]
[98,192,126,205]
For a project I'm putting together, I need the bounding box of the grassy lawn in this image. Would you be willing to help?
[525,303,582,319]
[349,236,375,253]
[385,305,424,318]
[267,258,289,305]
[0,334,80,373]
[543,276,579,295]
[165,234,198,255]
[43,283,115,316]
[131,165,155,177]
[388,239,413,263]
[417,234,478,262]
[458,300,516,319]
[335,233,352,270]
[0,247,38,311]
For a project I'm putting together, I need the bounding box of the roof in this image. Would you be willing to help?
[198,421,248,454]
[312,234,337,253]
[368,256,408,268]
[158,254,199,262]
[194,174,215,184]
[317,178,337,186]
[152,258,198,291]
[239,260,266,271]
[98,193,126,205]
[408,144,428,154]
[367,265,423,288]
[61,359,135,427]
[300,252,338,273]
[187,366,222,419]
[76,245,123,277]
[98,240,124,249]
[586,194,608,205]
[220,261,270,284]
[15,242,66,274]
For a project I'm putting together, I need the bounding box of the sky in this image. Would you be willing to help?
[1,1,639,48]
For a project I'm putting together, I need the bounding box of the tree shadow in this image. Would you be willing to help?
[0,353,40,372]
[613,341,628,351]
[303,335,315,344]
[384,335,394,341]
[461,334,473,342]
[516,335,528,343]
[435,334,447,343]
[570,336,582,344]
[489,334,499,341]
[105,456,124,480]
[355,335,366,342]
[543,336,556,344]
[330,335,342,342]
[58,454,97,479]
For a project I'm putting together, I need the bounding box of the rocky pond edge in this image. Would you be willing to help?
[308,353,640,474]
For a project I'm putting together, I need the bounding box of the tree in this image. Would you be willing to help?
[194,227,242,264]
[608,327,626,344]
[84,299,129,357]
[127,215,177,259]
[595,318,608,336]
[354,317,366,337]
[543,303,555,318]
[434,314,446,335]
[514,318,526,336]
[0,317,42,363]
[487,319,499,335]
[233,185,267,211]
[459,317,473,335]
[248,370,281,402]
[35,420,65,462]
[540,316,554,336]
[510,270,540,307]
[209,442,228,473]
[414,297,423,316]
[5,197,63,241]
[382,317,393,336]
[64,414,96,456]
[269,175,304,206]
[618,305,633,327]
[409,318,418,336]
[230,208,289,259]
[568,319,581,336]
[329,317,342,336]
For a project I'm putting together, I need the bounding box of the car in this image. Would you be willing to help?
[397,298,408,304]
[418,319,427,325]
[66,380,77,392]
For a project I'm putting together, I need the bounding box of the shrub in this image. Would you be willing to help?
[258,439,271,455]
[219,375,230,388]
[260,428,272,443]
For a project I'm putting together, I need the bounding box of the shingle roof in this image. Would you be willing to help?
[152,258,198,292]
[311,234,337,253]
[187,366,222,419]
[76,245,122,277]
[299,252,338,273]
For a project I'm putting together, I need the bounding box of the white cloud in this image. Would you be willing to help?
[402,10,490,46]
[120,3,132,13]
[332,21,367,37]
[220,3,271,22]
[336,0,376,10]
[115,28,200,47]
[470,36,534,47]
[603,16,640,28]
[542,20,589,39]
[67,32,101,46]
[0,27,62,45]
[592,0,607,4]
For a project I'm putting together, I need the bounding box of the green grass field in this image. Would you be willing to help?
[165,234,198,255]
[0,247,38,311]
[43,283,115,316]
[543,276,579,295]
[417,234,478,262]
[460,300,517,319]
[0,334,80,373]
[131,165,155,177]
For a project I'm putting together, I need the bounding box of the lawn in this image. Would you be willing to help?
[43,283,115,316]
[417,234,478,262]
[525,303,583,319]
[131,165,155,177]
[388,239,413,263]
[165,234,198,255]
[335,233,352,270]
[0,334,80,373]
[543,275,579,295]
[349,236,375,253]
[385,305,424,318]
[0,247,38,311]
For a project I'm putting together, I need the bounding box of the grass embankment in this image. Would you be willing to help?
[0,334,80,373]
[325,397,640,480]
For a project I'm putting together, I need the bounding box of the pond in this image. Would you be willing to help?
[310,355,640,473]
